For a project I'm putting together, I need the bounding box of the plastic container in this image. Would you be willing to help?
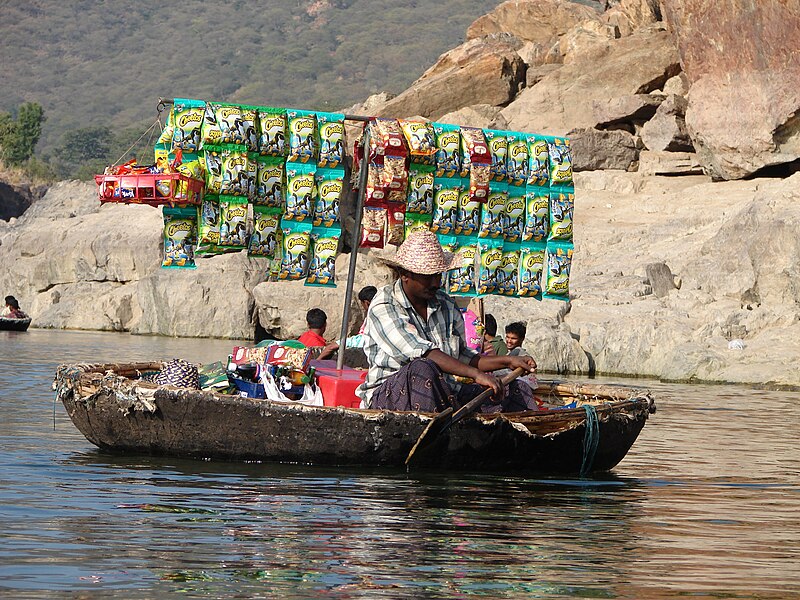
[94,173,204,206]
[230,376,266,399]
[316,368,367,408]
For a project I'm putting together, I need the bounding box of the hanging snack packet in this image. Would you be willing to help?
[430,178,460,235]
[284,163,316,222]
[306,226,341,287]
[399,120,436,164]
[543,242,574,301]
[216,105,244,145]
[383,155,409,202]
[257,107,287,157]
[220,147,255,198]
[197,196,221,249]
[249,206,281,258]
[173,153,203,202]
[279,220,313,280]
[548,186,574,242]
[455,183,481,236]
[504,186,526,243]
[171,98,204,153]
[470,162,491,203]
[317,112,345,168]
[157,107,175,146]
[434,123,461,178]
[548,137,573,187]
[387,204,406,246]
[201,103,223,147]
[218,195,248,248]
[162,206,197,268]
[461,126,490,176]
[404,212,432,239]
[255,155,285,208]
[484,129,508,182]
[314,167,344,227]
[527,136,550,187]
[448,238,478,296]
[518,242,546,298]
[507,132,529,187]
[204,146,224,195]
[478,181,507,239]
[477,238,503,296]
[287,109,318,163]
[498,243,520,296]
[240,107,259,151]
[523,187,550,242]
[360,205,387,248]
[365,163,386,205]
[371,118,408,156]
[406,164,435,215]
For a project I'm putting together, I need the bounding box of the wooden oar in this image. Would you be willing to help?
[405,367,527,467]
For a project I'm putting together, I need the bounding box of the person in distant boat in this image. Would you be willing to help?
[2,296,28,319]
[482,313,508,356]
[357,230,537,413]
[297,308,338,360]
[505,321,527,356]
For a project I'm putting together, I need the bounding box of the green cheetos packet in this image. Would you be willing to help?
[305,226,341,287]
[543,241,574,301]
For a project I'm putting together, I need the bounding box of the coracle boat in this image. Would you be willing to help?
[54,362,656,475]
[0,316,31,331]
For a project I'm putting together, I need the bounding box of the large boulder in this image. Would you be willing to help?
[500,28,680,135]
[376,35,526,121]
[660,0,800,180]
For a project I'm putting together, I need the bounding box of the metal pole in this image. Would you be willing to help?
[336,124,370,370]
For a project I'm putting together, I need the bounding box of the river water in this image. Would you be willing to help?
[0,329,798,598]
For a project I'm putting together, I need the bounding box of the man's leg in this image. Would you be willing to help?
[371,358,457,412]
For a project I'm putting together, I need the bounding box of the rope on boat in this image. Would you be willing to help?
[579,404,600,477]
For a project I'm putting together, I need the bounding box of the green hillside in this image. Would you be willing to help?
[1,0,509,170]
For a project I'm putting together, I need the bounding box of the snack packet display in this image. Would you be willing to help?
[204,146,224,195]
[255,155,285,208]
[313,167,344,227]
[517,243,546,298]
[162,206,197,268]
[220,147,255,197]
[257,107,287,157]
[477,238,503,296]
[523,188,550,242]
[248,206,281,258]
[543,242,573,301]
[447,238,478,296]
[548,137,573,187]
[430,178,461,235]
[406,164,434,214]
[507,132,529,187]
[287,109,318,163]
[284,163,316,222]
[404,212,432,239]
[387,204,406,246]
[527,135,550,187]
[218,195,248,249]
[399,120,436,164]
[455,184,481,236]
[197,196,221,251]
[360,205,387,248]
[371,118,407,156]
[434,123,460,178]
[279,220,313,280]
[382,155,408,202]
[484,129,508,182]
[504,186,525,243]
[478,181,507,239]
[317,112,345,168]
[201,103,223,147]
[306,226,341,287]
[171,98,205,153]
[497,243,520,297]
[265,341,312,372]
[548,186,574,242]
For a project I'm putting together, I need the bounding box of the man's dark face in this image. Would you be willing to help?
[403,271,442,302]
[506,332,523,350]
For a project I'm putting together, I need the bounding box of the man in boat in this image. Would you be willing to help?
[2,296,28,319]
[357,230,537,413]
[505,321,527,356]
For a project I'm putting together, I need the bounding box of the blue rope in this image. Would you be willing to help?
[580,404,600,477]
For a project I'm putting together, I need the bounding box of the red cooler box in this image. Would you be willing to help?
[316,368,366,408]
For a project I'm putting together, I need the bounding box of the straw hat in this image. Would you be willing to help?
[387,230,457,275]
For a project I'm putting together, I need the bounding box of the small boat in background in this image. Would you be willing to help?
[54,361,656,475]
[0,316,31,332]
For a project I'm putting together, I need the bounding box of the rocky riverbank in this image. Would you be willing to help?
[2,0,799,388]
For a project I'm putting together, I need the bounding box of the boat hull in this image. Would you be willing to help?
[55,363,655,475]
[0,317,31,331]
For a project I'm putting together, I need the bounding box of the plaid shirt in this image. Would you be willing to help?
[357,280,479,407]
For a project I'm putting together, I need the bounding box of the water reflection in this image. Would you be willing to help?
[1,330,799,597]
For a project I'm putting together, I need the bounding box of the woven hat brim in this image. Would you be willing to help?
[384,250,459,275]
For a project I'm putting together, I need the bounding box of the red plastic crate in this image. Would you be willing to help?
[94,173,204,206]
[317,368,367,408]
